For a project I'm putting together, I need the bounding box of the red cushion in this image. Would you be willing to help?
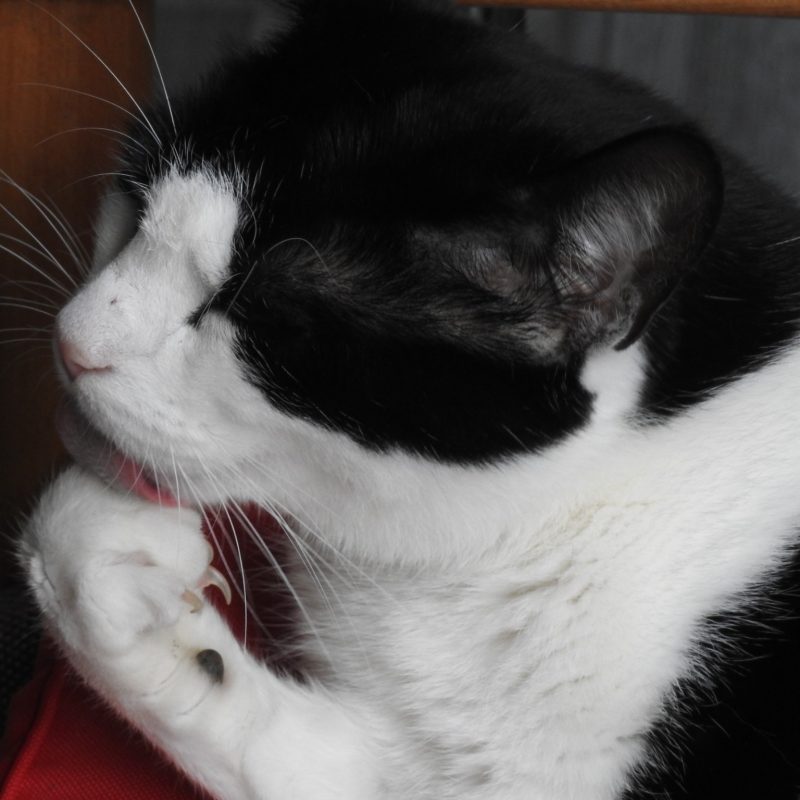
[0,508,285,800]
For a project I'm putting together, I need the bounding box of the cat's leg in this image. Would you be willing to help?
[22,466,383,800]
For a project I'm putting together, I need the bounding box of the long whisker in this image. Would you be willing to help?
[0,291,58,309]
[0,337,53,346]
[34,126,152,157]
[207,445,393,607]
[149,451,164,511]
[25,4,162,146]
[182,452,335,660]
[233,483,338,618]
[0,243,71,295]
[21,82,147,133]
[169,446,182,511]
[40,190,92,269]
[194,431,396,605]
[210,459,376,664]
[0,233,76,279]
[0,173,89,277]
[0,327,52,337]
[264,503,368,642]
[0,301,56,317]
[63,172,142,190]
[0,277,69,302]
[185,454,286,648]
[125,0,176,134]
[239,452,345,523]
[176,463,268,645]
[211,501,251,647]
[225,499,335,664]
[170,465,251,641]
[0,199,78,288]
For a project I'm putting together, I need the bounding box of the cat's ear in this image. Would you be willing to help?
[538,128,723,351]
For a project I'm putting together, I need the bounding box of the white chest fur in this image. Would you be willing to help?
[291,343,800,799]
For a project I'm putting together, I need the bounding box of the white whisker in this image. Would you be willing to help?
[226,499,335,665]
[0,276,70,301]
[21,82,151,135]
[125,0,176,134]
[0,214,76,292]
[212,501,251,647]
[34,126,152,157]
[24,5,162,145]
[176,463,270,646]
[0,337,52,346]
[0,301,56,317]
[63,172,140,190]
[0,173,90,277]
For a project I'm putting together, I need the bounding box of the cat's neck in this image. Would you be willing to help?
[250,327,800,569]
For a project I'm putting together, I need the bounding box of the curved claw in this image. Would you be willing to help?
[181,589,204,613]
[200,566,232,605]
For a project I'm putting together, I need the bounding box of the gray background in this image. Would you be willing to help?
[152,3,800,197]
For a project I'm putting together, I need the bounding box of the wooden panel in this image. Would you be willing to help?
[458,0,800,15]
[0,1,153,571]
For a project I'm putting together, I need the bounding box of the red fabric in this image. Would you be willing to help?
[0,646,208,800]
[0,509,285,800]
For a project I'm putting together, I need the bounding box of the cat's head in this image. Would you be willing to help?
[54,0,722,558]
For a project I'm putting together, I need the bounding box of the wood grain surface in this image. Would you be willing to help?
[0,0,153,571]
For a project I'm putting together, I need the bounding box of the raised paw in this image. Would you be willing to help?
[23,466,230,657]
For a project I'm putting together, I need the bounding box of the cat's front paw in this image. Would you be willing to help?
[22,466,225,657]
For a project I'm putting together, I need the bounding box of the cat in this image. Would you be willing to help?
[20,0,800,798]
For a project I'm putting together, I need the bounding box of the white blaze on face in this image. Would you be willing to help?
[59,169,241,374]
[54,169,271,492]
[139,169,241,288]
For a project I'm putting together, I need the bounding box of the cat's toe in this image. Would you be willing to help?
[23,465,217,655]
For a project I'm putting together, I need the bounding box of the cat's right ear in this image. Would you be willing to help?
[535,128,724,352]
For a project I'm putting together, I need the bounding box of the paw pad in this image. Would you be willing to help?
[196,648,224,684]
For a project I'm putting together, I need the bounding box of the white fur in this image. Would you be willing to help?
[24,171,800,799]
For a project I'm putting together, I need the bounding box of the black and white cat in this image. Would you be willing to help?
[21,1,800,798]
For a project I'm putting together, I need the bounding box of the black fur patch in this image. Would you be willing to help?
[122,0,755,465]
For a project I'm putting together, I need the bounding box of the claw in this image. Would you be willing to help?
[181,589,204,613]
[200,566,232,606]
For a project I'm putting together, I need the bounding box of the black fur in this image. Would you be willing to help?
[119,1,800,795]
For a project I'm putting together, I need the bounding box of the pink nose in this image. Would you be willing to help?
[57,337,111,381]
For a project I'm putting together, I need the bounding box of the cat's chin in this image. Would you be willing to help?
[56,397,181,508]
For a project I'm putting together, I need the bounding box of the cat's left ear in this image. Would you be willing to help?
[538,128,723,351]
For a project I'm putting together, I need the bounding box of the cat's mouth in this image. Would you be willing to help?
[56,398,181,507]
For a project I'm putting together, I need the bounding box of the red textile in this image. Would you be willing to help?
[0,509,284,800]
[0,645,208,800]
